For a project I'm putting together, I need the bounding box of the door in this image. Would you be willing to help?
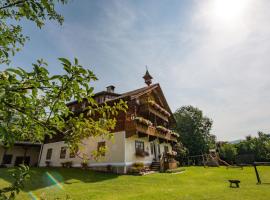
[154,143,160,161]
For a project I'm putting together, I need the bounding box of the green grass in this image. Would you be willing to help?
[0,166,270,200]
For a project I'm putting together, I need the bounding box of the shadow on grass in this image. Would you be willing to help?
[0,167,119,192]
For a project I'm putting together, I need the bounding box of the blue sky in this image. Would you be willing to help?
[3,0,270,141]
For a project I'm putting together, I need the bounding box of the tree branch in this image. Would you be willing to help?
[0,0,28,10]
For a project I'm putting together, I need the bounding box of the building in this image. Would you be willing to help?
[0,142,41,167]
[38,71,179,173]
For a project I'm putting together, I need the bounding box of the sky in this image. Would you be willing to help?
[3,0,270,141]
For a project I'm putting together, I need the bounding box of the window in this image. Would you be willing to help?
[60,147,67,159]
[150,143,154,155]
[2,154,12,164]
[97,141,106,156]
[135,141,144,152]
[46,148,53,160]
[164,146,169,153]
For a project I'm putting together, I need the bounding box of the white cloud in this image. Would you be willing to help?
[42,0,270,141]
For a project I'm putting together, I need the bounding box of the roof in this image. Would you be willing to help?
[109,83,159,101]
[66,91,120,106]
[66,83,174,118]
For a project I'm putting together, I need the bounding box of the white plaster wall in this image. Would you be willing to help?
[39,131,126,167]
[125,135,172,166]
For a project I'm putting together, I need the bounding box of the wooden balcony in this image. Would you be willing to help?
[125,120,177,142]
[139,104,169,122]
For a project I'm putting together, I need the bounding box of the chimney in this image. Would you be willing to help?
[106,85,115,93]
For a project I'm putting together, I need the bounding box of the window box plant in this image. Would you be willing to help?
[171,131,180,137]
[156,125,169,134]
[134,116,152,127]
[135,149,149,157]
[148,100,171,117]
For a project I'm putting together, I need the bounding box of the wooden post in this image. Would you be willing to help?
[253,163,261,184]
[202,154,206,167]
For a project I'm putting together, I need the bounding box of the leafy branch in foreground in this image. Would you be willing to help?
[0,0,67,64]
[0,58,128,150]
[0,165,30,200]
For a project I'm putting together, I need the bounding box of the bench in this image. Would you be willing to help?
[229,180,240,188]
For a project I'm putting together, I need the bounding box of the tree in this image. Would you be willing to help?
[0,1,127,199]
[174,105,215,156]
[0,0,67,65]
[0,0,127,149]
[219,143,237,164]
[235,132,270,162]
[0,59,127,150]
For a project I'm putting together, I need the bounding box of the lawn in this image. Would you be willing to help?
[0,166,269,200]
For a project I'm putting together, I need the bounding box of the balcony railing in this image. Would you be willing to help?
[125,117,177,142]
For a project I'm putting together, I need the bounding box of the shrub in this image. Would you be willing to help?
[81,161,88,169]
[129,162,145,174]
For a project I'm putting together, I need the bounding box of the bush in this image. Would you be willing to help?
[81,161,88,169]
[129,162,144,174]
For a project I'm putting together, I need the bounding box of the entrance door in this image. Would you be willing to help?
[154,143,160,161]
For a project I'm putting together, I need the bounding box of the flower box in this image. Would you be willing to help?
[135,149,150,157]
[170,131,180,137]
[156,125,169,134]
[148,100,171,117]
[134,117,153,127]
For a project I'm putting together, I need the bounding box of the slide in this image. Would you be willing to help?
[217,157,231,166]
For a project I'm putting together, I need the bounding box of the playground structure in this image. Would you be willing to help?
[253,162,270,184]
[187,149,233,167]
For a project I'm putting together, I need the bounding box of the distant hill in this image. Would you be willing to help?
[228,139,242,144]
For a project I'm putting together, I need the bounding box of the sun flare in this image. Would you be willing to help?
[209,0,251,24]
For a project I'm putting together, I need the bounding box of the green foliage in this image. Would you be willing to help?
[0,0,67,64]
[129,162,145,174]
[235,132,270,162]
[173,142,188,164]
[0,58,128,149]
[219,143,237,164]
[0,0,128,152]
[174,105,215,156]
[0,1,128,199]
[0,165,29,200]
